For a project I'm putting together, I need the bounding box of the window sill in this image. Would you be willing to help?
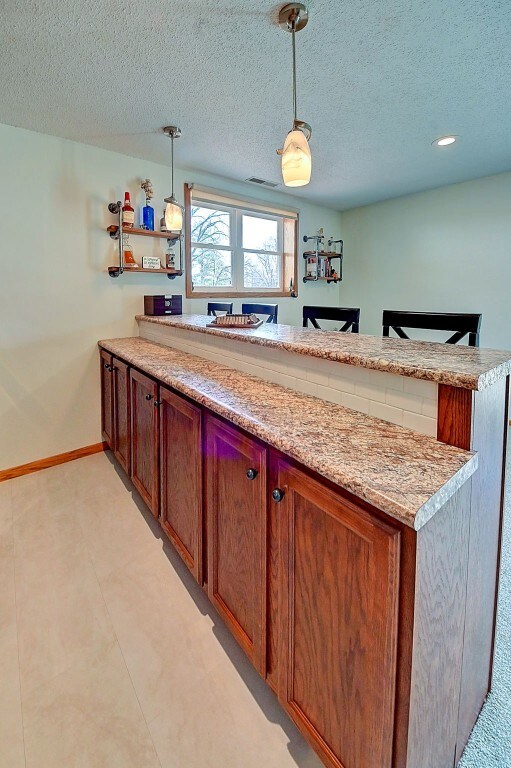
[187,289,297,299]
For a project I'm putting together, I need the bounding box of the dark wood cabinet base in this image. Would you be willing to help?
[99,349,506,768]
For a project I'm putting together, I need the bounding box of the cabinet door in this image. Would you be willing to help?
[112,358,130,475]
[275,456,400,768]
[130,368,159,517]
[205,414,267,674]
[160,387,203,583]
[100,350,113,448]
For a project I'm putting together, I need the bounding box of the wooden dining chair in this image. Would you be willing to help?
[382,311,482,347]
[207,302,233,317]
[303,306,360,333]
[241,303,278,323]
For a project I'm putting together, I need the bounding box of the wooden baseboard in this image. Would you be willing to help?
[0,442,108,483]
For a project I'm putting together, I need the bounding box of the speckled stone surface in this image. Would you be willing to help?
[99,336,477,530]
[136,314,511,391]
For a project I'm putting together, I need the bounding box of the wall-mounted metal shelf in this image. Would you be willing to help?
[302,237,344,284]
[106,201,183,280]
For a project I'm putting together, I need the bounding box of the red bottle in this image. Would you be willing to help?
[122,192,134,228]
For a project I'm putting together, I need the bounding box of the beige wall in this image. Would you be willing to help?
[339,171,511,349]
[0,123,342,470]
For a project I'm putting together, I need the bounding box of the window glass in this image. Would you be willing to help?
[191,206,230,246]
[242,214,278,252]
[191,247,232,287]
[243,252,280,289]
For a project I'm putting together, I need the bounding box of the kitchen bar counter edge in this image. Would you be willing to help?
[136,314,511,390]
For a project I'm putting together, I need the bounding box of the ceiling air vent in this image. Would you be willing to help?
[245,176,280,188]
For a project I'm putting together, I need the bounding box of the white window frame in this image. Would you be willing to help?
[190,202,284,294]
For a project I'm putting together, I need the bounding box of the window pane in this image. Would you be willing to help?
[243,252,281,289]
[242,215,278,251]
[191,206,230,246]
[192,247,232,287]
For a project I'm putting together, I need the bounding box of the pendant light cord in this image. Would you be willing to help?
[291,20,297,124]
[171,133,175,199]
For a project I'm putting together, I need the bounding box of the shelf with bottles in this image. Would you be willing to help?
[302,231,343,285]
[108,266,183,278]
[106,193,183,280]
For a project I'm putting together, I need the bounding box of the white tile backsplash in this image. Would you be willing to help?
[138,321,438,436]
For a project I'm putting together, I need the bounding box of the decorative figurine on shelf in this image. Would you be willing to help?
[122,232,138,269]
[140,178,154,231]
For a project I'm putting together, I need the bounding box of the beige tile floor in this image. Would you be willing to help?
[0,452,323,768]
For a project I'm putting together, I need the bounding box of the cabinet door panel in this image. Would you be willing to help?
[160,387,203,583]
[130,368,159,517]
[276,457,400,768]
[205,414,267,674]
[100,350,113,448]
[112,358,130,474]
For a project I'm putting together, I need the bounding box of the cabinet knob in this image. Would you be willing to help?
[104,362,110,370]
[145,393,152,401]
[272,488,285,503]
[153,400,161,408]
[246,468,258,480]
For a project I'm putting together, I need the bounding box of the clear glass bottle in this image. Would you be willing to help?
[122,233,138,268]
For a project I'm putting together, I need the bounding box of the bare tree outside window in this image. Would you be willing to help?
[191,206,232,287]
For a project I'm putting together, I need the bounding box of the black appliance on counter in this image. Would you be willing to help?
[144,295,182,316]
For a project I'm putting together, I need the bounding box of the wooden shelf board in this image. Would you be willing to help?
[304,276,340,283]
[107,225,180,240]
[108,266,183,276]
[303,251,341,259]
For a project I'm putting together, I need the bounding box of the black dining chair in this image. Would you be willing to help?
[303,306,360,333]
[207,302,233,317]
[382,311,482,347]
[241,303,278,323]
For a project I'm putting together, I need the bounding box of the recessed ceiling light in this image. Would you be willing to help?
[433,136,457,147]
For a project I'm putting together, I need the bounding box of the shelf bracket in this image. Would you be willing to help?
[107,201,124,275]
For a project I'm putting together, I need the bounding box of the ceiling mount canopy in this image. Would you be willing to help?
[277,3,312,188]
[163,125,183,232]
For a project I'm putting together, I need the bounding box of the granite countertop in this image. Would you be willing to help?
[99,336,477,530]
[136,314,511,391]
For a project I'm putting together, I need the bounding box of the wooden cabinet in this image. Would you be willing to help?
[100,350,113,447]
[130,368,159,517]
[160,387,203,583]
[205,414,268,674]
[273,455,401,768]
[112,358,131,475]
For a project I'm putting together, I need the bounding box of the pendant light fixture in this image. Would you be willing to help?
[163,126,183,232]
[277,3,311,187]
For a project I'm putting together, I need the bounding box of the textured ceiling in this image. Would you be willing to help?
[1,0,510,210]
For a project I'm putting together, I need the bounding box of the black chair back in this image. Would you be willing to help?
[241,303,278,323]
[303,306,360,333]
[382,311,482,347]
[207,302,233,317]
